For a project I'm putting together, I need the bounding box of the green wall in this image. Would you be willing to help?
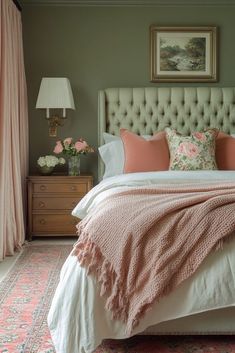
[22,5,235,182]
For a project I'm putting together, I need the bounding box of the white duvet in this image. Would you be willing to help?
[48,171,235,353]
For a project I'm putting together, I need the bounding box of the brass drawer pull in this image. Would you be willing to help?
[39,201,45,208]
[70,185,77,191]
[40,185,46,191]
[39,219,46,225]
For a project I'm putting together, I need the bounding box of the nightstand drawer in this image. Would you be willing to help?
[27,175,93,239]
[32,214,78,234]
[33,196,79,210]
[33,182,88,194]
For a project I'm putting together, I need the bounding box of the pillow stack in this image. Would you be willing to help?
[99,128,235,178]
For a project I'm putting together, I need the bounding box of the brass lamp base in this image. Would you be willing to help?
[49,125,58,137]
[47,116,67,137]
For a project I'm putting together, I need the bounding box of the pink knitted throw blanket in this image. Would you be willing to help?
[72,183,235,333]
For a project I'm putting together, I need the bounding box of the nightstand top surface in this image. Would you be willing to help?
[28,174,93,179]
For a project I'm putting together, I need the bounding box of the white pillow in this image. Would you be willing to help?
[103,132,120,144]
[99,140,124,179]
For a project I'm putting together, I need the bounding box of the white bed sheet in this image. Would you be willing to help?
[48,171,235,353]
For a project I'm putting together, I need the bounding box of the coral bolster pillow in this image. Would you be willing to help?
[120,129,169,173]
[216,132,235,170]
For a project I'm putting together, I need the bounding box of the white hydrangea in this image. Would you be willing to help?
[37,155,65,168]
[37,156,46,167]
[45,155,59,167]
[59,157,66,165]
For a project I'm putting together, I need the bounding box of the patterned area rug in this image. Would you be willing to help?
[0,244,235,353]
[0,244,72,353]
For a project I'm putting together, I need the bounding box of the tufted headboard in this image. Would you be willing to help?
[98,87,235,179]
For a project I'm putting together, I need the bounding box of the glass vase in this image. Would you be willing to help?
[68,156,80,176]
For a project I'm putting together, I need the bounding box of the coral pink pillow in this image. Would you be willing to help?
[120,129,169,173]
[216,132,235,170]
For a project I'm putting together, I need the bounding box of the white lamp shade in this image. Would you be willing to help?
[36,77,75,110]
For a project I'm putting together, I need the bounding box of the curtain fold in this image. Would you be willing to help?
[0,0,29,260]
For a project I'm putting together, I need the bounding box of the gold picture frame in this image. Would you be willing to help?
[150,26,218,83]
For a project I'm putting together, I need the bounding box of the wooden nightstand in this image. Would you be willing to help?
[27,175,93,239]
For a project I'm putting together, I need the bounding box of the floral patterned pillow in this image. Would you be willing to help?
[165,128,218,171]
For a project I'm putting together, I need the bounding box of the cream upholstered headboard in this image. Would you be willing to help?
[98,87,235,179]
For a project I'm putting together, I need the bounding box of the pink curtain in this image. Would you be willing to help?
[0,0,29,261]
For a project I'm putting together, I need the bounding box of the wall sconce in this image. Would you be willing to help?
[36,77,75,137]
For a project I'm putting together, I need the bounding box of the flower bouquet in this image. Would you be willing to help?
[53,137,94,176]
[37,155,66,175]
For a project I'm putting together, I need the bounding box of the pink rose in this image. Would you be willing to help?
[187,143,199,158]
[193,132,206,141]
[75,141,87,152]
[53,141,63,154]
[64,137,73,145]
[82,140,88,148]
[178,142,199,158]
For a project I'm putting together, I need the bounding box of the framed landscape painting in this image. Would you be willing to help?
[150,26,218,82]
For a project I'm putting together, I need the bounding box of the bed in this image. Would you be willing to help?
[48,87,235,353]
